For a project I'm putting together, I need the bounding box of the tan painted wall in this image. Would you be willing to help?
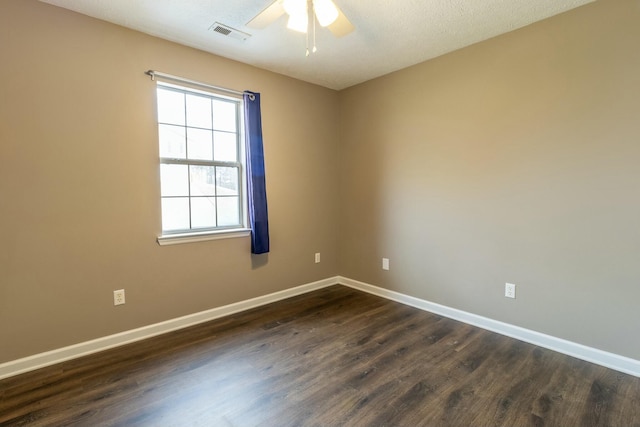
[339,0,640,359]
[3,0,640,365]
[0,0,340,363]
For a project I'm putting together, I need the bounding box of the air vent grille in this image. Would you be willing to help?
[209,22,251,42]
[213,26,231,36]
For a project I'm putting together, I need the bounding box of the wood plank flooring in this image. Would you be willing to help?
[1,285,639,426]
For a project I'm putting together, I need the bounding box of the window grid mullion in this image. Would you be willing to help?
[188,164,193,230]
[160,157,240,166]
[210,98,218,228]
[183,93,194,231]
[214,166,219,227]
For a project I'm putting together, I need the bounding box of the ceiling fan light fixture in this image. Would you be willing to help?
[282,0,306,17]
[313,0,338,27]
[283,0,308,33]
[287,12,308,33]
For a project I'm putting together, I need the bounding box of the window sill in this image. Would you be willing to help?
[157,228,251,246]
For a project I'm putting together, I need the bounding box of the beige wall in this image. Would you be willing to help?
[2,0,640,365]
[339,0,640,359]
[0,0,340,363]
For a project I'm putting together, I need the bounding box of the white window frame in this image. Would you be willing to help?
[153,79,250,246]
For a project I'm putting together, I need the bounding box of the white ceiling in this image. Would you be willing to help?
[39,0,594,90]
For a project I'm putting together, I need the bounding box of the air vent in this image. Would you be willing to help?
[213,26,231,36]
[209,22,251,42]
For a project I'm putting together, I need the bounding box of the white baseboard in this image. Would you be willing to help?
[0,277,339,381]
[338,276,640,378]
[3,275,639,380]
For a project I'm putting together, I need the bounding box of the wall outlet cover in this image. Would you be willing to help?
[114,289,125,306]
[505,283,516,299]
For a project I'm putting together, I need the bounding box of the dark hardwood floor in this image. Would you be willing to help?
[1,285,639,426]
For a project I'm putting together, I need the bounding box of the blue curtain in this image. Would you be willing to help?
[243,91,270,254]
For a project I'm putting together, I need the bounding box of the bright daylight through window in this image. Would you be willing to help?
[155,82,245,236]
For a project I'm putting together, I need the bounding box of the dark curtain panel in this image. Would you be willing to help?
[243,91,270,254]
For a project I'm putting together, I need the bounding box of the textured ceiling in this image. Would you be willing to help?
[38,0,594,90]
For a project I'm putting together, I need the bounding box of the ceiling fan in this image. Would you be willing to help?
[247,0,354,54]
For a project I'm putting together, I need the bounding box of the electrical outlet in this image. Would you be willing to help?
[382,258,390,271]
[114,289,125,306]
[315,253,321,263]
[505,283,516,299]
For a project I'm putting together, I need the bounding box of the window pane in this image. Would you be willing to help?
[157,88,185,125]
[191,197,216,229]
[190,165,216,196]
[216,167,239,196]
[160,164,189,197]
[217,196,240,226]
[159,124,186,159]
[155,82,245,235]
[214,131,238,162]
[212,100,237,132]
[162,197,190,231]
[186,94,212,129]
[187,128,213,161]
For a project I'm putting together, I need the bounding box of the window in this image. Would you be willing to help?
[155,81,247,242]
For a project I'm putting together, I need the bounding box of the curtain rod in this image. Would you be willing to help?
[145,70,253,99]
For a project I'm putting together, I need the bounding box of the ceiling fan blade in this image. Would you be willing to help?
[246,0,285,29]
[327,7,354,37]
